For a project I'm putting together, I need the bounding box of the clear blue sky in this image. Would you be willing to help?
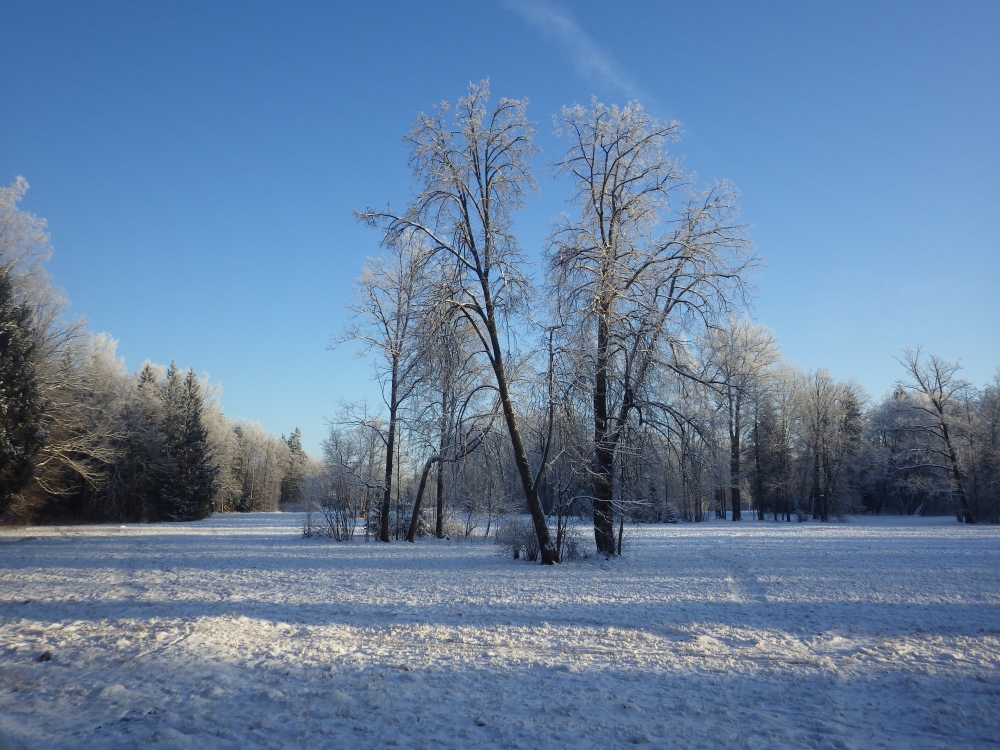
[2,1,998,456]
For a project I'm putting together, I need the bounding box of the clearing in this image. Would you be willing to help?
[1,514,999,749]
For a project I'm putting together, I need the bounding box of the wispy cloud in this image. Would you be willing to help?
[504,0,652,104]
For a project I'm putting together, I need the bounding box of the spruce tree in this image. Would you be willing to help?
[0,267,45,516]
[279,427,306,506]
[162,364,216,520]
[105,363,168,521]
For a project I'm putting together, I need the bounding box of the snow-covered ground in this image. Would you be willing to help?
[1,514,998,749]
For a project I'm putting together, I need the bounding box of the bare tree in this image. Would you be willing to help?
[358,81,558,563]
[413,275,493,539]
[224,420,288,512]
[701,319,779,520]
[404,395,494,543]
[0,178,119,520]
[548,99,755,554]
[323,421,385,538]
[751,364,800,521]
[896,347,975,523]
[334,239,426,542]
[963,371,1000,523]
[792,368,865,521]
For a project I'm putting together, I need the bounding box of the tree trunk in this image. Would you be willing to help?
[378,361,400,543]
[810,446,823,521]
[663,469,669,521]
[730,406,742,521]
[434,458,445,537]
[753,416,765,520]
[484,300,557,564]
[405,455,439,542]
[436,390,448,538]
[941,420,975,523]
[592,308,616,554]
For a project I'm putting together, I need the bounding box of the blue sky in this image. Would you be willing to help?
[2,1,997,456]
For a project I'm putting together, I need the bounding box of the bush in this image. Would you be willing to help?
[495,518,538,561]
[301,492,358,541]
[557,524,587,561]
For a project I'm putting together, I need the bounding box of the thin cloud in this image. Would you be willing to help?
[504,0,652,104]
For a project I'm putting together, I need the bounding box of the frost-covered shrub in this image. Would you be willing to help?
[495,518,538,561]
[302,507,321,538]
[522,526,540,562]
[301,487,358,541]
[557,525,587,561]
[439,516,467,539]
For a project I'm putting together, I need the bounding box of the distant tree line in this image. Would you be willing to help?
[318,82,998,561]
[0,177,311,523]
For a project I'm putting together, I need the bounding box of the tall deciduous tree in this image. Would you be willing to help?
[548,100,754,553]
[359,81,558,563]
[897,347,975,523]
[702,319,778,520]
[794,368,865,521]
[336,239,426,542]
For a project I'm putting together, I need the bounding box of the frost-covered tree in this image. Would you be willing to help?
[358,81,558,563]
[322,421,386,539]
[335,238,426,542]
[701,319,778,520]
[161,364,217,520]
[228,420,288,513]
[893,348,976,522]
[792,369,866,521]
[547,100,754,552]
[279,427,308,507]
[100,362,170,521]
[0,267,45,515]
[748,365,799,521]
[963,372,1000,523]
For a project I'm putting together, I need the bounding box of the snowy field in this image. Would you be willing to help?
[1,514,999,749]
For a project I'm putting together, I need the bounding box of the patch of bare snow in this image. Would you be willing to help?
[1,513,998,748]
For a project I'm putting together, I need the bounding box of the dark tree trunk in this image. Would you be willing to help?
[941,420,975,523]
[730,407,742,521]
[435,459,445,537]
[378,362,400,543]
[753,416,765,520]
[436,390,448,538]
[406,455,439,543]
[485,299,557,564]
[592,308,616,555]
[663,470,669,521]
[810,446,825,522]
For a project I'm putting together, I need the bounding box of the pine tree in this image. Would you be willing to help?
[279,427,306,506]
[105,363,168,521]
[161,364,217,520]
[0,267,45,516]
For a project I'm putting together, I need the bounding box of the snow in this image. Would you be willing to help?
[1,513,999,749]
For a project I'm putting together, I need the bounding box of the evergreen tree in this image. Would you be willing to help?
[279,427,307,506]
[0,267,45,516]
[161,363,216,520]
[104,363,168,521]
[230,423,251,512]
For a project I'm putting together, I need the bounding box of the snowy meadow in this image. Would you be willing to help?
[1,514,999,749]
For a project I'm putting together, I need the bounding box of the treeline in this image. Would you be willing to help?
[321,332,1000,546]
[0,177,311,523]
[314,82,998,562]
